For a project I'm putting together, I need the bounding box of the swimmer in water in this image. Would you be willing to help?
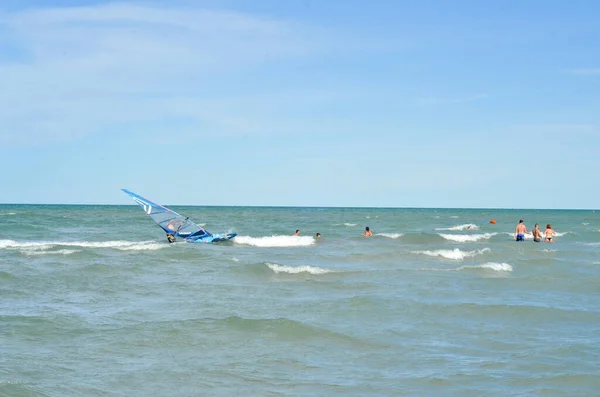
[532,224,542,243]
[514,220,528,242]
[544,224,556,243]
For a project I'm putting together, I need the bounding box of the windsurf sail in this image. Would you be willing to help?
[121,189,211,239]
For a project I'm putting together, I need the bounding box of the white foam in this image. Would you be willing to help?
[233,235,315,247]
[582,223,590,225]
[450,216,459,219]
[412,248,490,260]
[231,257,240,262]
[0,212,16,216]
[439,233,496,242]
[547,231,568,237]
[115,242,165,251]
[375,233,403,239]
[22,249,81,256]
[0,239,165,251]
[0,240,45,249]
[344,223,357,227]
[266,263,331,274]
[458,262,513,272]
[435,224,479,231]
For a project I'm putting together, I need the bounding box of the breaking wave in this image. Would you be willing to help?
[435,224,479,231]
[0,239,166,252]
[438,233,496,242]
[375,233,403,239]
[412,248,490,260]
[422,262,513,272]
[233,235,315,247]
[22,249,82,256]
[266,263,332,274]
[458,262,513,272]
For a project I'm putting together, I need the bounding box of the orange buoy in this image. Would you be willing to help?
[490,219,497,224]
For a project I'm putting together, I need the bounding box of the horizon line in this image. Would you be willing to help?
[0,203,598,211]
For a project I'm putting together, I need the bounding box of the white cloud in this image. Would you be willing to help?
[0,3,355,146]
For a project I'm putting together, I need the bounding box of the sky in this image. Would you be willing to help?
[0,0,599,208]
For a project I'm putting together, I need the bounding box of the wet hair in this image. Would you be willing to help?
[535,224,539,227]
[295,229,300,233]
[316,233,321,237]
[546,224,552,229]
[365,226,370,231]
[519,220,523,223]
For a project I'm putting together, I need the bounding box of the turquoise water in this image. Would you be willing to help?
[1,205,599,396]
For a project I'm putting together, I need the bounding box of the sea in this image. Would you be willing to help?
[1,205,599,396]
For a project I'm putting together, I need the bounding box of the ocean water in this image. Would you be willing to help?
[1,205,599,396]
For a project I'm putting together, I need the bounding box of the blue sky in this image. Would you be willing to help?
[1,0,599,208]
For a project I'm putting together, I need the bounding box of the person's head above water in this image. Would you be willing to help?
[365,226,370,231]
[295,229,300,235]
[316,233,321,238]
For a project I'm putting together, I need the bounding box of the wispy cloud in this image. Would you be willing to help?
[566,68,600,76]
[0,3,366,147]
[415,93,489,106]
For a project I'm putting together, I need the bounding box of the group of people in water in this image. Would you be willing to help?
[298,222,559,242]
[294,221,559,243]
[514,220,556,242]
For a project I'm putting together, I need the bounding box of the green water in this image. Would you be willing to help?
[1,205,599,396]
